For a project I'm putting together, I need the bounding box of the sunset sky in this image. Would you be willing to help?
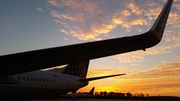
[1,0,180,97]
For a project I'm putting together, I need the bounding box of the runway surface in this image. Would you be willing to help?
[31,99,155,101]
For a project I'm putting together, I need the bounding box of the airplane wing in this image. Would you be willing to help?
[0,0,173,76]
[79,74,126,82]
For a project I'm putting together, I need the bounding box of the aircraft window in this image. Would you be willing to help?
[18,76,21,80]
[27,77,30,81]
[46,79,49,83]
[43,79,45,82]
[50,80,52,83]
[23,77,25,80]
[39,78,41,82]
[35,78,38,82]
[54,74,57,77]
[31,78,34,81]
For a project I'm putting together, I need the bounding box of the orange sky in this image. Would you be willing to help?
[78,60,180,96]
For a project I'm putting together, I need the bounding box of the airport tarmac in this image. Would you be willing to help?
[30,99,153,101]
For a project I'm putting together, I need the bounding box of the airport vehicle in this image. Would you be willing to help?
[60,87,95,100]
[0,0,173,100]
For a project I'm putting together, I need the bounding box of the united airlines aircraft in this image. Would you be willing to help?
[0,0,173,100]
[0,60,125,99]
[60,87,95,99]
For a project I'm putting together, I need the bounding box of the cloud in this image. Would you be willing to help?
[60,29,69,35]
[164,12,180,43]
[115,43,175,63]
[134,61,180,78]
[47,0,61,7]
[115,7,180,63]
[115,10,180,63]
[146,0,160,7]
[120,18,148,29]
[47,0,152,40]
[64,38,68,41]
[127,1,142,15]
[36,7,44,12]
[85,60,180,96]
[117,60,180,95]
[77,57,180,96]
[54,20,66,25]
[47,0,180,64]
[47,0,180,41]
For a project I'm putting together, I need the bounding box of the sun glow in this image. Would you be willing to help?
[95,86,120,92]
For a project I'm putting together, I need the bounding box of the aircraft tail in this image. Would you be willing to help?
[87,87,95,96]
[62,60,90,78]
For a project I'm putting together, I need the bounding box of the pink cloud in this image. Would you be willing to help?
[47,0,180,63]
[47,0,152,41]
[36,7,44,12]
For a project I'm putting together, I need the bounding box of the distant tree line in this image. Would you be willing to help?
[87,91,180,100]
[94,91,141,98]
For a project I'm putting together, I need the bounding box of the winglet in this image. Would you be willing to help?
[79,73,126,82]
[149,0,173,41]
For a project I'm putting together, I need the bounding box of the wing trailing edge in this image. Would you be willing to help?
[0,0,173,76]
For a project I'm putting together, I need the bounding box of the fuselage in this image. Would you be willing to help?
[0,70,88,100]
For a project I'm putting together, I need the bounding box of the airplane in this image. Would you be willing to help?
[0,0,173,100]
[60,87,95,100]
[0,59,125,99]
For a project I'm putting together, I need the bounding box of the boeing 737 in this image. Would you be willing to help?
[0,0,173,100]
[0,60,125,99]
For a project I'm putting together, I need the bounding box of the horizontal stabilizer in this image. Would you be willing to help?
[79,73,126,82]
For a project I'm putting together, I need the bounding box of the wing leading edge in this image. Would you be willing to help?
[0,0,173,76]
